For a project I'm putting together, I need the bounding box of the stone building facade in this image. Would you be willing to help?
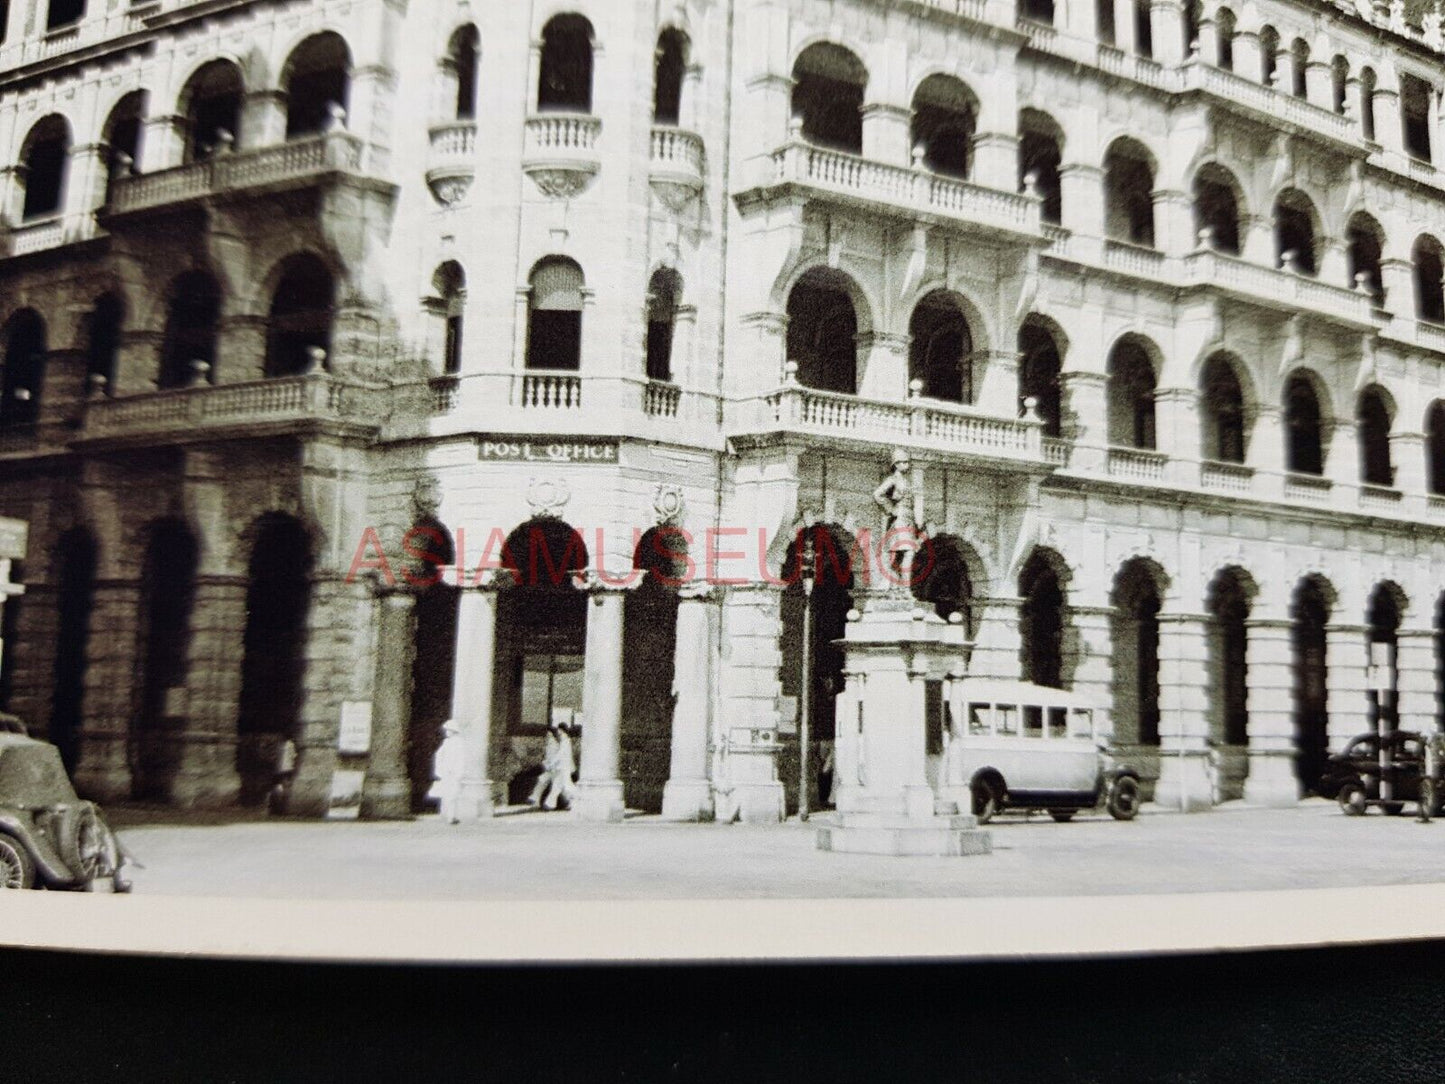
[2,0,1445,819]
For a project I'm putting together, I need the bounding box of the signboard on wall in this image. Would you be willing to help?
[477,438,619,464]
[0,518,27,560]
[337,701,373,755]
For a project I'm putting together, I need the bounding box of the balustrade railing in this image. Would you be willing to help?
[643,380,682,418]
[1359,484,1403,511]
[524,114,602,155]
[520,372,583,409]
[429,376,459,415]
[1042,437,1071,466]
[1182,63,1356,145]
[1105,446,1168,482]
[1182,249,1374,324]
[1200,459,1254,493]
[1103,239,1165,277]
[7,217,69,256]
[429,122,477,159]
[84,373,375,436]
[650,127,704,176]
[1283,473,1333,502]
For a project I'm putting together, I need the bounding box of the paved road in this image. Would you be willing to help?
[109,799,1445,900]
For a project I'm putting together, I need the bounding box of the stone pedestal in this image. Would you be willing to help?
[362,586,416,819]
[819,592,991,857]
[1242,617,1302,806]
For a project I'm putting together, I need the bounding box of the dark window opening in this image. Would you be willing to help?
[1022,0,1054,24]
[1331,56,1348,114]
[183,61,243,162]
[909,292,972,404]
[1274,194,1317,275]
[1201,355,1246,463]
[266,254,335,377]
[1284,374,1324,475]
[645,268,681,382]
[20,116,69,220]
[159,272,221,389]
[1415,238,1445,322]
[1,310,46,429]
[1020,554,1065,688]
[911,75,976,179]
[1096,0,1116,43]
[1260,27,1279,85]
[1360,68,1377,141]
[653,28,688,125]
[1134,0,1153,58]
[791,43,866,154]
[1193,174,1240,254]
[1105,143,1155,246]
[1348,220,1385,306]
[1403,74,1433,162]
[1019,127,1062,224]
[527,258,585,371]
[1107,340,1156,449]
[1290,39,1309,99]
[451,26,479,120]
[1216,9,1235,69]
[538,14,595,112]
[1429,402,1445,496]
[86,293,124,395]
[1358,389,1394,487]
[103,96,144,197]
[787,272,858,395]
[1292,579,1330,792]
[1018,323,1063,436]
[284,33,351,138]
[45,0,83,32]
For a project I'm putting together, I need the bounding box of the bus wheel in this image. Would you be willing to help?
[1106,777,1140,821]
[971,779,998,825]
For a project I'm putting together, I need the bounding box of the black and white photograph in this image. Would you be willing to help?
[7,0,1445,996]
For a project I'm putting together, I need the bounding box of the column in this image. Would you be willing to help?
[242,90,288,148]
[72,581,140,801]
[1374,83,1404,158]
[858,332,909,401]
[1305,60,1332,110]
[1325,622,1370,752]
[575,580,627,821]
[447,578,499,820]
[713,583,786,823]
[1242,617,1300,805]
[1318,239,1347,289]
[1392,430,1428,516]
[64,143,107,229]
[1058,164,1104,261]
[1148,0,1185,65]
[1154,387,1200,483]
[1396,626,1439,736]
[1154,611,1214,809]
[1379,257,1412,318]
[1060,370,1108,470]
[971,133,1019,194]
[1276,48,1299,97]
[361,585,416,819]
[1152,188,1191,255]
[1241,213,1274,265]
[170,574,247,809]
[1325,419,1359,491]
[1346,77,1368,139]
[969,596,1023,680]
[1232,31,1261,82]
[1113,0,1137,54]
[861,102,910,166]
[1195,18,1218,66]
[661,583,719,820]
[1069,605,1116,741]
[0,165,22,227]
[974,350,1022,416]
[141,114,186,172]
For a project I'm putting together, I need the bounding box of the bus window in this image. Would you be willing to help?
[1024,705,1043,737]
[968,703,990,734]
[996,704,1018,736]
[1047,706,1068,738]
[1069,708,1093,739]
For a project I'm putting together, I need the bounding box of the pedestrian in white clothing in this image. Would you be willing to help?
[432,720,466,824]
[527,725,563,807]
[543,725,578,810]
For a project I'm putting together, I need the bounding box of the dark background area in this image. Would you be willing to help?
[6,939,1445,1082]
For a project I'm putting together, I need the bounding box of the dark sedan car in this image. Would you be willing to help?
[1321,730,1441,816]
[0,732,129,891]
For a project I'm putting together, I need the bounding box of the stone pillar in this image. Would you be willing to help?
[64,143,107,225]
[1058,164,1104,259]
[1068,605,1116,739]
[141,114,186,171]
[348,64,395,169]
[1233,31,1261,82]
[1061,370,1108,470]
[1379,257,1412,318]
[1195,18,1217,66]
[0,165,22,227]
[1243,617,1300,806]
[1148,0,1185,65]
[713,583,786,822]
[1374,84,1404,158]
[1305,60,1332,110]
[1154,387,1200,482]
[361,585,416,819]
[969,595,1023,679]
[242,90,288,149]
[661,583,719,820]
[858,332,909,401]
[1241,213,1273,265]
[1325,622,1369,752]
[972,133,1018,193]
[1154,611,1214,809]
[1346,77,1368,139]
[1319,239,1347,290]
[1249,405,1286,499]
[575,580,627,821]
[72,581,141,801]
[447,578,499,820]
[1325,419,1359,489]
[1391,430,1427,496]
[861,102,910,166]
[1113,0,1137,54]
[170,574,246,809]
[1396,626,1439,736]
[1276,48,1299,98]
[974,350,1022,416]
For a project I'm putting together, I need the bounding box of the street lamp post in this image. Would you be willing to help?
[798,530,816,822]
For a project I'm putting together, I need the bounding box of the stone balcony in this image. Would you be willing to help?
[746,139,1041,242]
[425,121,477,205]
[522,113,603,199]
[1182,249,1377,328]
[1181,62,1359,152]
[728,382,1049,469]
[104,131,368,218]
[0,214,102,259]
[75,372,384,448]
[649,126,705,208]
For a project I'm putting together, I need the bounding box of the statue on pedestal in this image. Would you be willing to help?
[873,448,925,589]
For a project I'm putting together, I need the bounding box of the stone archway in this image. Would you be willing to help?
[132,518,199,802]
[406,519,458,812]
[48,527,97,777]
[620,526,687,812]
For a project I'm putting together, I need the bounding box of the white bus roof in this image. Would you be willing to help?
[951,680,1097,710]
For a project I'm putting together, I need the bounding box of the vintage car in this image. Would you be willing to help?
[937,680,1142,823]
[1321,730,1443,817]
[0,732,130,891]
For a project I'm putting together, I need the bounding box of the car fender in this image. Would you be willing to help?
[0,810,73,885]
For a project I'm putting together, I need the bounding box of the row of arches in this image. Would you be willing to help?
[0,252,335,417]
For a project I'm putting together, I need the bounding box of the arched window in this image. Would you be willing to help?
[431,262,465,375]
[1360,67,1377,141]
[449,26,480,121]
[1,310,46,429]
[181,60,243,162]
[1021,0,1054,24]
[1274,189,1317,276]
[20,115,70,220]
[786,268,860,395]
[1415,236,1445,323]
[1019,111,1062,224]
[1019,552,1066,688]
[86,293,124,395]
[1347,215,1385,306]
[284,33,351,138]
[911,75,976,179]
[1018,322,1062,436]
[158,271,221,389]
[645,268,681,382]
[1402,73,1433,163]
[1107,339,1156,449]
[1428,401,1445,495]
[1357,386,1394,487]
[1183,0,1201,52]
[537,14,595,113]
[266,254,335,377]
[1206,569,1251,749]
[45,0,82,32]
[791,43,867,154]
[1112,560,1163,747]
[101,92,146,198]
[527,257,585,371]
[1104,140,1155,246]
[909,291,972,404]
[653,28,688,125]
[1200,354,1246,463]
[1192,166,1241,254]
[1133,0,1152,57]
[1215,8,1236,70]
[1096,0,1116,44]
[1259,26,1279,85]
[1331,55,1349,114]
[1283,372,1324,475]
[1290,39,1309,99]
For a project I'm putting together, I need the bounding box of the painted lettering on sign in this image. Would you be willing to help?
[478,439,619,464]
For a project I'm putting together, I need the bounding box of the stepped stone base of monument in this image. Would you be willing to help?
[814,812,993,857]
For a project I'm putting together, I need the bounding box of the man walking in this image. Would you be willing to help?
[432,720,465,825]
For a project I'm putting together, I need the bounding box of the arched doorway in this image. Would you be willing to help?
[49,528,97,777]
[1206,568,1252,800]
[1111,560,1163,751]
[236,514,314,805]
[621,526,687,812]
[133,519,199,802]
[786,268,861,395]
[1019,551,1067,689]
[1291,576,1331,793]
[778,524,858,814]
[495,519,589,805]
[1367,583,1404,739]
[406,520,458,812]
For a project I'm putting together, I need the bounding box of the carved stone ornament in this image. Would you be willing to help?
[653,483,685,525]
[526,477,572,519]
[527,167,597,200]
[651,179,699,212]
[427,174,474,206]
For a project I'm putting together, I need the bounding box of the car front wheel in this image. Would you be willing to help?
[1338,781,1368,816]
[971,779,999,825]
[1106,777,1140,821]
[0,833,34,890]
